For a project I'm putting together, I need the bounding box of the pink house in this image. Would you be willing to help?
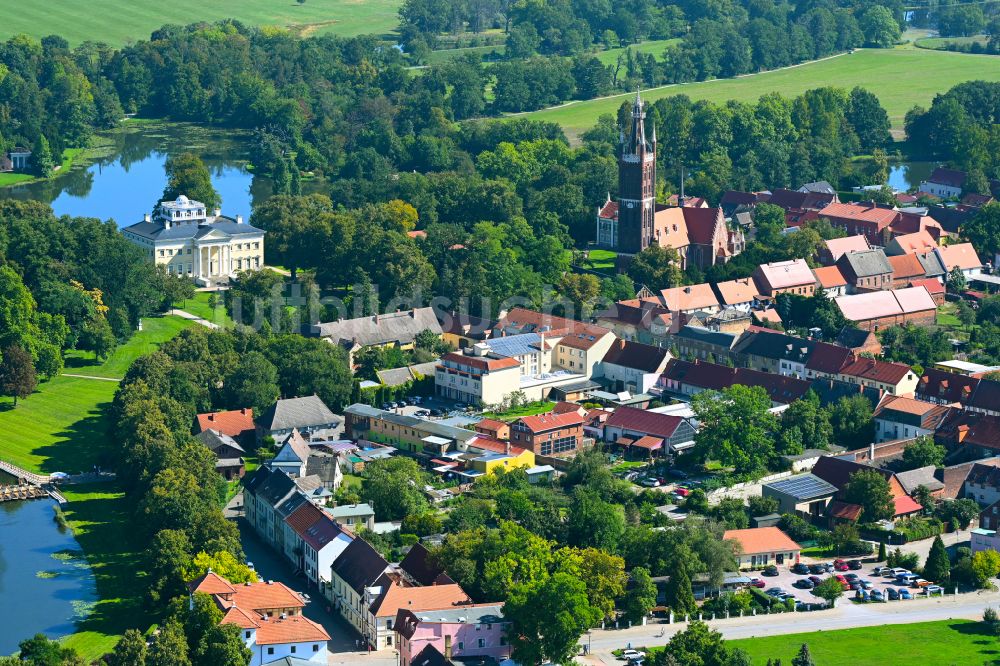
[394,603,510,666]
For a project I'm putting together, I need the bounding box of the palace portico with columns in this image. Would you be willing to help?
[123,195,266,285]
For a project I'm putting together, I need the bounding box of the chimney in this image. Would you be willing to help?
[208,414,215,422]
[869,442,875,460]
[214,207,221,217]
[445,635,452,660]
[241,408,247,415]
[236,215,243,224]
[505,441,511,455]
[957,425,969,443]
[144,213,151,223]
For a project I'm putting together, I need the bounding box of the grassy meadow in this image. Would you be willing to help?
[64,314,195,379]
[0,0,403,46]
[522,48,1000,138]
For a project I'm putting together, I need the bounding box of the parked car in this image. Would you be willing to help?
[673,487,690,497]
[765,587,785,597]
[870,589,884,602]
[889,568,910,578]
[847,559,863,570]
[860,580,874,590]
[925,585,944,596]
[668,469,689,479]
[808,575,823,586]
[899,589,912,599]
[808,564,827,575]
[621,650,645,660]
[886,587,899,600]
[844,573,859,582]
[791,563,810,575]
[855,589,869,601]
[762,565,779,576]
[794,578,814,589]
[896,573,918,585]
[849,581,862,591]
[834,561,850,572]
[749,578,766,588]
[639,478,661,487]
[912,578,931,589]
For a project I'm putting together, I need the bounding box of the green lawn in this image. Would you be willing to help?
[730,620,999,665]
[0,171,34,187]
[523,48,1000,137]
[179,291,235,329]
[482,400,556,420]
[0,0,402,47]
[584,248,618,271]
[594,38,680,66]
[64,314,195,378]
[59,483,150,661]
[426,44,506,65]
[916,36,990,50]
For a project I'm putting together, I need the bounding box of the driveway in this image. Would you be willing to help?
[238,522,397,665]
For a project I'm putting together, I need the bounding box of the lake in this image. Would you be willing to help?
[0,491,97,655]
[0,121,323,226]
[888,161,937,193]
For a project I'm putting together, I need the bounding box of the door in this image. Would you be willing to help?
[776,553,784,565]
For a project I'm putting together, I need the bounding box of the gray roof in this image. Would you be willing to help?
[312,308,442,348]
[413,604,505,624]
[196,428,246,454]
[259,396,338,432]
[896,465,945,494]
[344,403,477,445]
[765,473,838,500]
[841,249,893,278]
[917,251,947,278]
[799,181,836,195]
[123,216,263,241]
[673,325,738,349]
[485,333,543,358]
[376,362,439,388]
[325,503,375,518]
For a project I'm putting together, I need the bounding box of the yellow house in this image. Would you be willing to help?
[463,436,535,474]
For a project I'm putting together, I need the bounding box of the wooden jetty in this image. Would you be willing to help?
[0,459,67,504]
[0,482,49,502]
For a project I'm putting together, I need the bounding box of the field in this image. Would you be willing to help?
[0,314,195,661]
[522,48,1000,138]
[730,619,999,665]
[595,39,680,66]
[179,291,236,329]
[0,0,403,47]
[916,36,990,50]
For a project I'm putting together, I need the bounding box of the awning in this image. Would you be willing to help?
[615,435,636,446]
[631,436,664,451]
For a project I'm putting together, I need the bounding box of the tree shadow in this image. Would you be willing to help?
[33,400,115,475]
[63,356,101,370]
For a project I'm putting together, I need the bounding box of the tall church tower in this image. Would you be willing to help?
[617,90,656,254]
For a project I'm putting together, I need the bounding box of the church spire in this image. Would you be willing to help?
[627,88,647,155]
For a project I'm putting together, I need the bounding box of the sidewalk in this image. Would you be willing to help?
[168,308,219,329]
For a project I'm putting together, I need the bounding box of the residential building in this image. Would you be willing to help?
[671,326,739,364]
[936,410,1000,461]
[270,430,314,478]
[195,408,255,448]
[188,572,329,666]
[753,259,817,298]
[963,463,1000,507]
[375,362,439,390]
[834,286,937,331]
[257,396,339,443]
[917,368,981,405]
[810,456,921,521]
[812,265,848,297]
[872,395,951,443]
[324,503,376,532]
[343,404,478,456]
[967,379,1000,417]
[835,327,883,355]
[595,298,674,346]
[816,202,899,246]
[970,527,1000,555]
[474,418,510,441]
[887,254,927,288]
[368,581,473,650]
[803,341,853,380]
[884,230,938,256]
[836,249,894,293]
[509,411,585,457]
[437,312,493,350]
[936,242,984,280]
[732,331,816,378]
[820,235,871,264]
[285,501,354,591]
[394,604,510,666]
[435,350,521,406]
[724,527,802,568]
[720,190,760,217]
[916,250,948,282]
[713,278,759,311]
[836,354,919,396]
[919,167,966,199]
[602,405,696,456]
[122,195,265,284]
[657,359,812,406]
[599,339,671,394]
[650,284,721,314]
[311,308,443,367]
[765,188,837,225]
[329,538,391,646]
[195,429,246,480]
[762,474,838,519]
[244,467,298,549]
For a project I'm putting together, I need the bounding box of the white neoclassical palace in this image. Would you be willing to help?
[123,196,266,285]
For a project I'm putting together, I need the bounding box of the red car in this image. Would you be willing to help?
[834,574,850,590]
[674,487,690,497]
[749,578,765,588]
[834,560,849,572]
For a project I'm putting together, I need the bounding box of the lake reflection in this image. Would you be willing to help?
[0,122,314,226]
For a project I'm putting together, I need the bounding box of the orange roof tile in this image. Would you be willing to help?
[370,582,473,619]
[657,283,720,312]
[938,243,983,271]
[227,580,306,612]
[189,571,236,596]
[888,254,926,280]
[890,230,938,254]
[255,614,330,645]
[723,527,801,555]
[813,265,848,289]
[195,409,255,438]
[515,411,585,433]
[715,278,759,305]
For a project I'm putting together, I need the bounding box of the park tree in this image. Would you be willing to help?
[160,153,220,211]
[107,629,147,666]
[196,624,251,666]
[692,385,778,476]
[0,345,36,405]
[249,194,337,280]
[17,634,82,665]
[664,553,697,615]
[147,620,191,666]
[566,488,626,552]
[843,469,894,521]
[813,576,844,607]
[362,457,429,520]
[792,643,815,666]
[900,436,946,471]
[659,621,731,666]
[32,135,55,177]
[860,5,901,47]
[504,572,602,666]
[627,245,683,290]
[184,551,256,584]
[223,351,279,415]
[623,566,658,623]
[923,536,951,585]
[558,547,627,621]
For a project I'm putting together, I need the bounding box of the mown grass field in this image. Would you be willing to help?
[0,314,195,660]
[0,0,402,47]
[179,291,236,329]
[523,48,1000,138]
[729,620,999,665]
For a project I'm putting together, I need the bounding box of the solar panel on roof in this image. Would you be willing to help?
[768,474,837,500]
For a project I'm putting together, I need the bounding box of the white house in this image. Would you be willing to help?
[285,501,354,592]
[122,195,265,285]
[918,167,965,199]
[599,339,672,394]
[271,430,312,478]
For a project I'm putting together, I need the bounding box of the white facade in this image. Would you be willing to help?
[248,635,327,666]
[874,417,935,444]
[971,528,1000,555]
[918,180,962,199]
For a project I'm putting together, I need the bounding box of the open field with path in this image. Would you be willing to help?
[523,48,1000,138]
[0,0,402,46]
[0,313,195,661]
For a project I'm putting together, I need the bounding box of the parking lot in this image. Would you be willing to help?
[757,559,947,607]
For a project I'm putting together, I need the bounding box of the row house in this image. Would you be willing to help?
[732,331,816,378]
[936,410,1000,462]
[753,259,816,298]
[815,202,899,246]
[835,355,919,396]
[595,298,675,346]
[884,230,938,257]
[395,604,510,666]
[650,283,721,314]
[887,254,928,289]
[812,265,848,297]
[835,249,893,293]
[657,359,812,406]
[671,325,740,364]
[599,339,672,394]
[713,278,759,311]
[284,501,353,593]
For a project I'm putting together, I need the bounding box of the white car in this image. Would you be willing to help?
[621,650,645,660]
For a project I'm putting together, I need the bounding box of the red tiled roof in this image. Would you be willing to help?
[819,202,899,228]
[827,500,863,521]
[467,434,528,456]
[683,207,725,245]
[938,243,983,271]
[889,230,937,255]
[888,254,926,280]
[804,342,852,374]
[656,284,720,312]
[910,278,944,294]
[552,401,584,414]
[604,406,683,439]
[813,265,848,289]
[715,278,759,305]
[190,571,236,596]
[894,495,923,516]
[255,614,330,645]
[440,352,520,372]
[195,409,255,438]
[839,355,914,385]
[755,259,815,291]
[602,339,670,372]
[407,230,427,239]
[630,435,663,450]
[599,200,619,219]
[824,236,871,261]
[724,527,801,555]
[515,411,585,433]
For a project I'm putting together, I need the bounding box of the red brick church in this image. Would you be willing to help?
[595,92,743,270]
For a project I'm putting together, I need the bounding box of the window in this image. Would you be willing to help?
[267,648,274,655]
[245,631,251,639]
[479,639,486,648]
[313,645,320,652]
[291,646,297,654]
[458,642,465,651]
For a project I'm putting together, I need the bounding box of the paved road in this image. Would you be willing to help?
[582,588,1000,663]
[237,521,397,666]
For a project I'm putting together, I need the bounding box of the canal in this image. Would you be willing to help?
[0,485,97,655]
